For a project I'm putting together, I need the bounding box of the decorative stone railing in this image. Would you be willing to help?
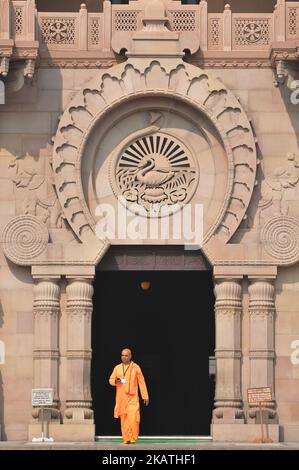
[11,0,35,42]
[208,10,275,51]
[285,1,299,39]
[0,0,38,77]
[1,0,299,74]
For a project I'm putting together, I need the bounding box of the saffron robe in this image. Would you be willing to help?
[109,362,149,441]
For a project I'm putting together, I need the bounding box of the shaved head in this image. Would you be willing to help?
[121,348,132,365]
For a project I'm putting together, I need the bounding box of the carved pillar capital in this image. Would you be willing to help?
[214,279,242,314]
[33,278,60,316]
[66,278,94,315]
[248,279,275,318]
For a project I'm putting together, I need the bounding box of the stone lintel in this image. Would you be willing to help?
[32,265,95,279]
[214,266,277,279]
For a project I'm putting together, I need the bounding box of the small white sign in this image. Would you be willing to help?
[0,80,4,105]
[32,388,53,406]
[247,387,272,405]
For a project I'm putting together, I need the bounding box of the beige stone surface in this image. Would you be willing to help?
[28,424,95,442]
[212,424,280,442]
[1,0,299,443]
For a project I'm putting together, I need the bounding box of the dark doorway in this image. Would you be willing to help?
[91,270,215,436]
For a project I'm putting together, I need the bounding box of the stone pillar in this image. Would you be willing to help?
[0,0,10,40]
[213,279,244,422]
[248,279,277,421]
[199,0,208,51]
[32,278,60,421]
[64,278,94,422]
[103,0,112,52]
[223,4,232,52]
[276,0,286,42]
[79,3,88,51]
[26,0,36,42]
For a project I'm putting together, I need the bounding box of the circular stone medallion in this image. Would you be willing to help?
[110,132,199,217]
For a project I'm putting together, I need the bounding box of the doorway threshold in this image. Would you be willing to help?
[95,436,213,442]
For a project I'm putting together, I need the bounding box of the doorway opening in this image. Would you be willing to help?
[91,265,215,436]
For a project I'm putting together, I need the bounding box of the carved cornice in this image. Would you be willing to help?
[38,58,118,69]
[191,58,272,69]
[270,41,299,66]
[12,47,39,60]
[0,46,13,58]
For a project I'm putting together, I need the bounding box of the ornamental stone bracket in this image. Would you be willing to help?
[1,0,299,273]
[0,0,39,84]
[0,50,13,78]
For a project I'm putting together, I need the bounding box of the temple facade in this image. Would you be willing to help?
[1,0,299,442]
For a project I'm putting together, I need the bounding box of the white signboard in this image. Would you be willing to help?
[32,388,53,406]
[247,387,272,405]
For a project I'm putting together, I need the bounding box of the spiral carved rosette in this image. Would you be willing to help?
[2,215,49,266]
[260,216,299,265]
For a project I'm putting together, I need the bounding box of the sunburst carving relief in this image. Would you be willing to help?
[110,132,198,215]
[52,60,257,243]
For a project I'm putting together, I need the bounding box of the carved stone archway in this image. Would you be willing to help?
[52,60,258,251]
[1,0,288,442]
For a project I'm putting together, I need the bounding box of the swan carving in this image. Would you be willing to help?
[114,132,198,212]
[135,158,175,187]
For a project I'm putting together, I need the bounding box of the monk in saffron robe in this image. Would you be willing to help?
[109,348,149,444]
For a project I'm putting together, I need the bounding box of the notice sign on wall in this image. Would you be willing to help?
[32,389,53,407]
[247,387,272,405]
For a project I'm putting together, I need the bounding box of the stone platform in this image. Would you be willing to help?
[0,440,299,451]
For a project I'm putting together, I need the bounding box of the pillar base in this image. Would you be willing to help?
[28,423,95,442]
[211,424,280,442]
[281,424,299,442]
